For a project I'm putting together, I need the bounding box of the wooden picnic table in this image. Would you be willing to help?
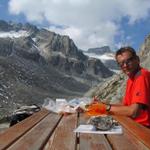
[0,108,150,150]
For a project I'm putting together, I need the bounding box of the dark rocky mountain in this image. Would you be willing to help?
[0,20,113,118]
[0,20,38,32]
[85,34,150,103]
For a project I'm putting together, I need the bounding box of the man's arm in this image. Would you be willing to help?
[109,103,142,118]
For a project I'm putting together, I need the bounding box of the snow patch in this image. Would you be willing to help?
[32,38,36,42]
[110,69,121,74]
[0,30,29,38]
[84,52,115,62]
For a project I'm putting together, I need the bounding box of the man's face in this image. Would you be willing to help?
[116,51,139,76]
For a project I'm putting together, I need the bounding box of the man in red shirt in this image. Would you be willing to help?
[108,46,150,127]
[78,46,150,127]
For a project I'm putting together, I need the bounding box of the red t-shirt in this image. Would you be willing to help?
[123,68,150,126]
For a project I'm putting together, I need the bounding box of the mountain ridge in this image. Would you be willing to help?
[0,20,114,118]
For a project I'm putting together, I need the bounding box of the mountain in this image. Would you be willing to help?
[85,34,150,103]
[0,20,113,118]
[87,46,112,54]
[83,46,119,72]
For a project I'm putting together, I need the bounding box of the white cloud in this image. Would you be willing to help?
[8,0,150,50]
[117,0,150,24]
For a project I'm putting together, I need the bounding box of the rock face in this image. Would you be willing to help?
[0,20,113,118]
[34,29,112,78]
[85,34,150,103]
[139,34,150,69]
[85,73,126,103]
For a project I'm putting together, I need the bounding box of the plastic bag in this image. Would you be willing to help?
[42,97,56,112]
[42,97,76,114]
[42,97,93,114]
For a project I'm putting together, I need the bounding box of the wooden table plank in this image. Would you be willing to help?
[44,114,78,150]
[107,128,149,150]
[113,115,150,149]
[0,108,49,150]
[7,113,62,150]
[78,114,112,150]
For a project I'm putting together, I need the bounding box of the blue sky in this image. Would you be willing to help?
[0,0,150,51]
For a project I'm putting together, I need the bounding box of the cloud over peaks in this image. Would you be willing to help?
[8,0,150,50]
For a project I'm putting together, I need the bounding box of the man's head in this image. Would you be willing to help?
[115,46,140,76]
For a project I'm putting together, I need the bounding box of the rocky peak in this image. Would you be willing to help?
[87,46,113,55]
[0,20,38,33]
[36,29,87,60]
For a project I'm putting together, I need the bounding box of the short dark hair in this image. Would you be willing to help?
[115,46,137,59]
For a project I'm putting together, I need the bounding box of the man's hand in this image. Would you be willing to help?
[75,96,108,115]
[85,102,107,116]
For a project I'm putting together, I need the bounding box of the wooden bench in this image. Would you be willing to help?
[0,108,150,150]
